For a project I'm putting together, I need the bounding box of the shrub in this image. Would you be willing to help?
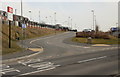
[76,32,111,39]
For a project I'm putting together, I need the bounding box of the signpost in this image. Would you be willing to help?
[7,6,13,48]
[22,23,26,39]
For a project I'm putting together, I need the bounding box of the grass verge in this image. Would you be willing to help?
[2,24,65,55]
[72,37,120,44]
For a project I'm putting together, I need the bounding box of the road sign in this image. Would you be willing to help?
[7,6,13,21]
[22,24,26,28]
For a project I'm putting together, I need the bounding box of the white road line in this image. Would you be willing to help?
[18,67,56,76]
[1,70,20,74]
[0,68,14,72]
[78,56,107,63]
[37,64,54,70]
[28,62,52,68]
[18,59,41,65]
[83,47,90,48]
[70,45,82,47]
[1,68,20,74]
[0,64,10,69]
[30,36,54,44]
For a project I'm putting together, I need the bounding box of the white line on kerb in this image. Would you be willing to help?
[78,56,107,63]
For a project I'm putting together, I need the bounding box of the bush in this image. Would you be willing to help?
[76,32,111,39]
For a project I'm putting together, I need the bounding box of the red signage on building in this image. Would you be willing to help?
[7,6,13,13]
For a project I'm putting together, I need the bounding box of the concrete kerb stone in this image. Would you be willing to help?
[2,47,43,63]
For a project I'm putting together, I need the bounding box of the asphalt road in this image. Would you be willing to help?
[1,32,119,76]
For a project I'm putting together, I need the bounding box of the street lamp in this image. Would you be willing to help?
[15,9,17,15]
[49,16,52,25]
[68,16,70,27]
[39,11,40,23]
[45,16,47,24]
[54,12,56,25]
[91,10,94,30]
[71,18,72,29]
[94,15,96,31]
[29,10,31,20]
[116,23,118,27]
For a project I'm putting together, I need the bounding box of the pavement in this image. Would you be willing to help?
[1,32,119,76]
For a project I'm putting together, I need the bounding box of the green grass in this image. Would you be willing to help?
[2,24,65,55]
[72,37,120,44]
[1,41,24,55]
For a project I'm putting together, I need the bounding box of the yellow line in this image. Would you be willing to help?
[28,48,43,52]
[92,44,110,46]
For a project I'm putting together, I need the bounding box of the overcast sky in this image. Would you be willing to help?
[1,0,119,31]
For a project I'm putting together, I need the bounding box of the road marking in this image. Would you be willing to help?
[1,68,20,74]
[0,68,14,72]
[70,45,82,47]
[18,64,60,76]
[83,47,90,48]
[30,36,54,44]
[0,64,10,69]
[78,56,107,63]
[19,67,55,76]
[28,62,52,68]
[37,64,54,70]
[18,59,41,66]
[57,55,60,56]
[28,48,43,52]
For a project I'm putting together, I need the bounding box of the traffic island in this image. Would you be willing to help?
[28,47,43,52]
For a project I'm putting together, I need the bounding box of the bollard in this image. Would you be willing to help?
[87,37,92,44]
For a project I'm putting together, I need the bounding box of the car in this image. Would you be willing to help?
[83,29,92,32]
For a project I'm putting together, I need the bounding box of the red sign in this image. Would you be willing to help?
[7,6,13,13]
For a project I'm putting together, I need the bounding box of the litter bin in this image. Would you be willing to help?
[87,37,92,44]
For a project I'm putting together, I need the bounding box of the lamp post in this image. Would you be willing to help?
[15,9,17,15]
[54,12,57,34]
[94,15,96,32]
[39,11,40,23]
[50,16,52,24]
[75,24,76,29]
[116,23,118,27]
[29,10,31,20]
[45,16,47,24]
[91,10,94,30]
[54,12,56,25]
[68,16,70,27]
[71,18,72,29]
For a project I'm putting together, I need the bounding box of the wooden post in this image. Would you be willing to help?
[9,21,11,48]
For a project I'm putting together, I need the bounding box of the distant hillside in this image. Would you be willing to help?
[2,24,64,55]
